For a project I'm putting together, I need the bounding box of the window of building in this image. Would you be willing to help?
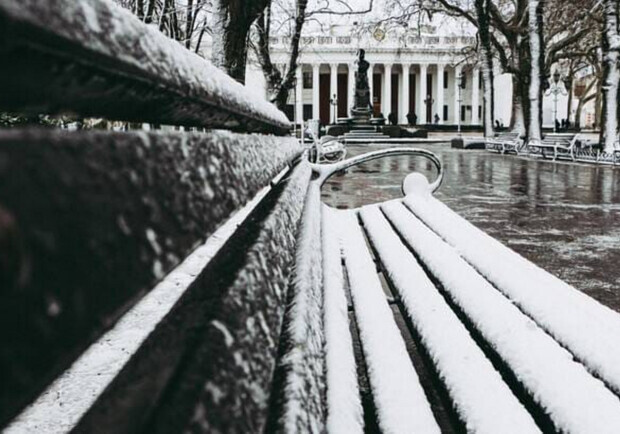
[444,71,448,89]
[478,105,482,120]
[461,105,466,121]
[303,72,312,89]
[479,71,483,89]
[461,74,467,89]
[443,105,448,121]
[303,104,313,121]
[284,104,294,121]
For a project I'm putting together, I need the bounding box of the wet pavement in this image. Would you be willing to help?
[322,143,620,313]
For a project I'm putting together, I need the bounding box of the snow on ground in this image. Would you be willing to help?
[338,211,440,434]
[359,205,540,434]
[382,200,620,433]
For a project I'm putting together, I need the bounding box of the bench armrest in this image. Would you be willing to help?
[311,147,443,193]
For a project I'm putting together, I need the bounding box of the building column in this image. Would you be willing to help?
[348,62,355,115]
[472,67,480,125]
[312,63,320,120]
[295,65,303,124]
[418,63,427,124]
[437,64,445,124]
[368,63,374,113]
[330,63,338,123]
[384,63,392,118]
[454,65,462,124]
[401,63,410,124]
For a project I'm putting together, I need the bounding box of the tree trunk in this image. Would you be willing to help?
[211,0,270,84]
[185,0,194,49]
[566,77,573,126]
[145,0,156,24]
[135,0,144,19]
[528,0,545,141]
[211,0,251,83]
[255,0,309,110]
[600,0,620,152]
[475,0,495,137]
[510,68,527,136]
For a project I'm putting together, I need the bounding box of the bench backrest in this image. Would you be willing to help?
[0,1,315,431]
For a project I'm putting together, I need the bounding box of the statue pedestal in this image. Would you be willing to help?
[351,107,372,124]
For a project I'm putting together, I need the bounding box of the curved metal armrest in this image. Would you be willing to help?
[310,147,443,193]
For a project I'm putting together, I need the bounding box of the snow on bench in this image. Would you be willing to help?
[321,206,363,432]
[404,191,620,397]
[338,210,440,433]
[382,199,620,432]
[359,205,539,433]
[4,0,620,430]
[310,149,620,432]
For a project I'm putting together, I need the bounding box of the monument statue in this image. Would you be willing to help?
[351,49,373,123]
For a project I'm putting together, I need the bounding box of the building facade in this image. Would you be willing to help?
[243,22,593,129]
[246,27,514,127]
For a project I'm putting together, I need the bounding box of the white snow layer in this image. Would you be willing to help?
[322,206,364,433]
[280,179,326,432]
[1,0,290,129]
[338,211,440,434]
[404,192,620,397]
[5,180,278,434]
[359,205,540,434]
[382,200,620,433]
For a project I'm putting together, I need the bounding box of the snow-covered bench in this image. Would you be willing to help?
[4,1,620,433]
[485,132,523,153]
[526,134,579,160]
[312,152,620,433]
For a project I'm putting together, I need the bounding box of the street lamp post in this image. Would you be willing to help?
[545,70,567,133]
[457,72,465,135]
[330,94,338,124]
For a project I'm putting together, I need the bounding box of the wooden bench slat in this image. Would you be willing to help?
[271,181,327,432]
[75,161,312,433]
[339,211,440,434]
[404,193,620,396]
[4,181,273,433]
[322,206,363,433]
[382,200,620,433]
[0,0,290,134]
[359,205,540,433]
[0,128,302,426]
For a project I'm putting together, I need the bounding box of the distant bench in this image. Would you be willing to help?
[485,132,523,153]
[3,1,620,433]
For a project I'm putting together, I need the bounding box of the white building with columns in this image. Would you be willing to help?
[240,16,595,129]
[245,23,514,127]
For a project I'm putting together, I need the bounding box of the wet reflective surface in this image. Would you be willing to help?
[322,144,620,312]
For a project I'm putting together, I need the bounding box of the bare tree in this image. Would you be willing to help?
[254,0,373,110]
[211,0,271,83]
[600,0,620,151]
[528,0,545,141]
[475,0,495,137]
